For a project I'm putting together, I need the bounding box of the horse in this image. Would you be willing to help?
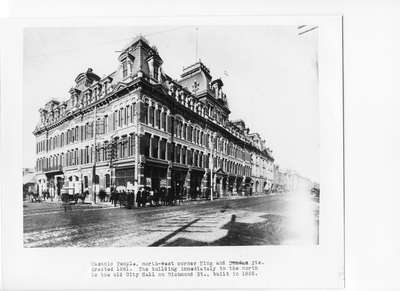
[73,190,88,204]
[30,192,41,203]
[41,190,49,201]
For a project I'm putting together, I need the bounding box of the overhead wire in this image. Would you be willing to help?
[26,25,193,60]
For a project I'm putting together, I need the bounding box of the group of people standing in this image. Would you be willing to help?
[109,187,183,209]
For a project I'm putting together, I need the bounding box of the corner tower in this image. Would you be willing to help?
[118,35,163,82]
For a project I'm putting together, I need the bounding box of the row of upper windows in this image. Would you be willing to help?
[140,133,209,169]
[140,133,250,175]
[36,134,138,171]
[36,103,137,153]
[140,102,212,150]
[212,136,250,161]
[36,100,251,164]
[36,122,96,154]
[140,102,249,161]
[36,130,251,177]
[36,146,96,171]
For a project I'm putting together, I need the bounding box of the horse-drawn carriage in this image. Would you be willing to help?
[29,192,42,202]
[60,186,88,204]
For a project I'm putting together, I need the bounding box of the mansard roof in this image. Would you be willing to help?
[231,119,246,129]
[35,35,275,162]
[74,68,101,91]
[121,35,151,52]
[178,61,212,95]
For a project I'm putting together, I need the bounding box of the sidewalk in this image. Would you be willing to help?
[24,199,115,211]
[24,192,275,210]
[98,192,273,207]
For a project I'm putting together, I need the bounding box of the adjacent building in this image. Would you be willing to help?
[273,166,315,193]
[33,36,275,202]
[23,168,36,199]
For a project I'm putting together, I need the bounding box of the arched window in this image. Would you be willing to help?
[162,111,167,131]
[173,118,178,137]
[182,123,187,139]
[140,102,148,124]
[155,108,160,128]
[188,125,193,141]
[125,106,130,126]
[149,106,155,126]
[119,108,123,127]
[75,126,79,141]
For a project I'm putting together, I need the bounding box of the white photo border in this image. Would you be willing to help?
[0,15,343,290]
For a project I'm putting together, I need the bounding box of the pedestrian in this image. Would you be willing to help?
[128,190,135,209]
[111,187,118,207]
[136,188,142,207]
[143,188,149,207]
[121,189,127,208]
[149,189,154,206]
[154,188,160,206]
[160,187,166,206]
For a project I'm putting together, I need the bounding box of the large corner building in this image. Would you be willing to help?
[33,36,275,202]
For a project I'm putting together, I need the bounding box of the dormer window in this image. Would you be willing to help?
[98,84,103,97]
[93,87,97,101]
[122,61,128,78]
[129,61,134,75]
[154,66,159,80]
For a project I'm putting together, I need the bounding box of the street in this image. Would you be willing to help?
[23,193,319,247]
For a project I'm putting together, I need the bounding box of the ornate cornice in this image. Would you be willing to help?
[33,79,142,136]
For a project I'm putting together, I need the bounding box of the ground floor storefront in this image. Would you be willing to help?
[35,161,262,204]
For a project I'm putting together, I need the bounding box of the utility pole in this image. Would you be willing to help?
[91,105,97,204]
[134,102,140,207]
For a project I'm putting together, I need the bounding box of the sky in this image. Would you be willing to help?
[23,25,319,182]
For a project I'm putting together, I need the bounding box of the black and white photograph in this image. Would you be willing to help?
[2,1,400,290]
[1,15,344,290]
[22,25,320,247]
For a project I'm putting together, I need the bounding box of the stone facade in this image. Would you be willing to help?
[33,36,275,202]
